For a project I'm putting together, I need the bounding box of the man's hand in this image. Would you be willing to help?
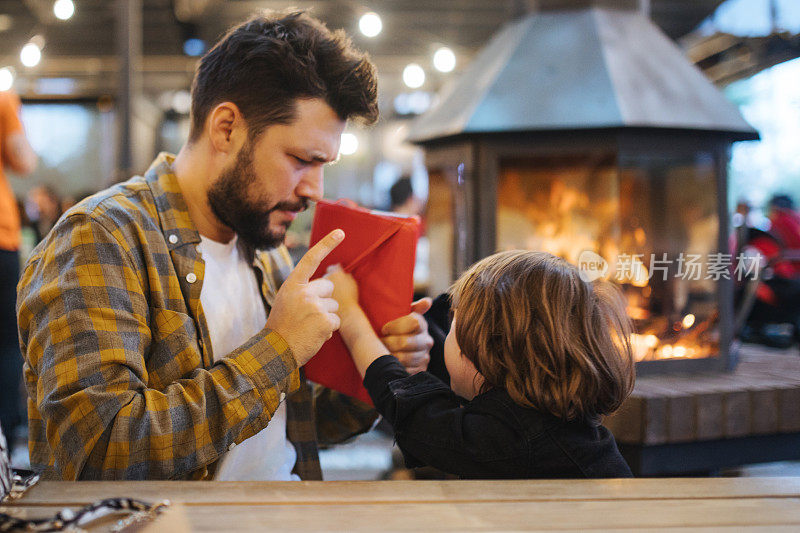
[381,298,433,375]
[265,229,344,366]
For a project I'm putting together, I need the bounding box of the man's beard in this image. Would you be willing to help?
[207,140,307,249]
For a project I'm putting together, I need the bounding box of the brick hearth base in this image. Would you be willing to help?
[604,343,800,475]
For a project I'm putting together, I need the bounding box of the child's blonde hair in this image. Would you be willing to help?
[448,251,635,421]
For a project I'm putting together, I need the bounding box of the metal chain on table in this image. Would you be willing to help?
[1,424,41,504]
[0,428,170,531]
[0,497,171,532]
[0,428,15,500]
[2,471,41,503]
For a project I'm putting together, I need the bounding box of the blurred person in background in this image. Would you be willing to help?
[16,197,39,265]
[24,185,63,243]
[766,194,800,277]
[389,175,430,301]
[0,89,37,455]
[59,194,78,217]
[389,175,424,217]
[733,200,752,253]
[763,194,800,324]
[739,194,800,346]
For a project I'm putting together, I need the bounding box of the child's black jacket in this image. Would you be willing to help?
[364,355,633,479]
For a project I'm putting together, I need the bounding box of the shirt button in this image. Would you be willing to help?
[279,392,286,402]
[186,273,197,283]
[228,442,236,451]
[168,234,179,244]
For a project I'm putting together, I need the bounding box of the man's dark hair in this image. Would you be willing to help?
[389,176,413,211]
[189,10,378,142]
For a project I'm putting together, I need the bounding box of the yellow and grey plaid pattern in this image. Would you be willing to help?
[17,153,376,480]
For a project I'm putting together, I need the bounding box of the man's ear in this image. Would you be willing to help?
[207,102,246,155]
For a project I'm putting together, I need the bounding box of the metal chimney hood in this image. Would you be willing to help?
[408,7,759,144]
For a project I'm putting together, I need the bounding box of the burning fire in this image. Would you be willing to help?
[619,271,719,362]
[620,259,719,362]
[624,285,718,362]
[496,165,720,364]
[630,329,715,362]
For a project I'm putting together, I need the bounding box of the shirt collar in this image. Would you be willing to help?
[144,152,201,249]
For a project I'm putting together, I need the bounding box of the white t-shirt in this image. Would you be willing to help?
[197,234,299,481]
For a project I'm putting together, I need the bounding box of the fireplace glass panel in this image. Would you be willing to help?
[425,168,457,296]
[496,152,721,362]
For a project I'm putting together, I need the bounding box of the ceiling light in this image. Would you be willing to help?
[403,63,425,89]
[359,12,382,38]
[21,42,42,68]
[53,0,75,20]
[433,46,456,73]
[339,133,359,156]
[0,67,14,91]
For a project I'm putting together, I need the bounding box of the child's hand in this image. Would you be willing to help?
[380,298,433,375]
[324,265,360,317]
[324,265,390,377]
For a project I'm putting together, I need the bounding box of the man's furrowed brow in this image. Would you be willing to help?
[309,151,337,164]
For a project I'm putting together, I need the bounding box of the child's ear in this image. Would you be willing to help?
[466,355,485,389]
[471,369,486,396]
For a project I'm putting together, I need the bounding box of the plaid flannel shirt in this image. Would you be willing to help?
[17,153,377,481]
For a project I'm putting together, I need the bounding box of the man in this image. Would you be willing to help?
[0,88,37,454]
[17,11,432,481]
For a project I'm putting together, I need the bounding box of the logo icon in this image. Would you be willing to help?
[578,250,608,282]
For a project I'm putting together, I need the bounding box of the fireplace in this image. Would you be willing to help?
[409,7,759,375]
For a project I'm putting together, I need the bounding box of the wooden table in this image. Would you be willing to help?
[3,478,800,531]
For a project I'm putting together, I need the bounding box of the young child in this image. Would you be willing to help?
[326,250,635,479]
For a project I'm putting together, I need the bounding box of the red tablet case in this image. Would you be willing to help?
[305,199,420,404]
